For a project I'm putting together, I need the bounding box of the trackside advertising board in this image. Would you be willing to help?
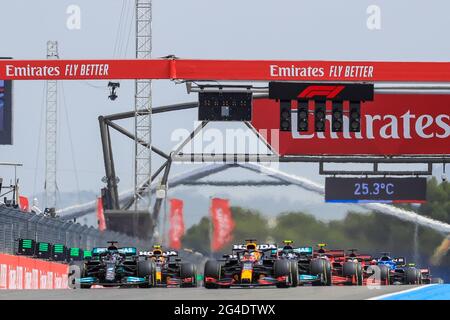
[0,254,68,289]
[251,95,450,156]
[1,59,450,81]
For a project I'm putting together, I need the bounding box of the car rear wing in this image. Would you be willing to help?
[420,268,430,275]
[351,254,373,262]
[91,247,107,256]
[139,250,178,257]
[393,257,406,266]
[325,249,346,257]
[232,244,277,251]
[293,247,314,255]
[118,247,137,256]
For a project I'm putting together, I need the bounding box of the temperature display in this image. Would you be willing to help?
[325,177,427,203]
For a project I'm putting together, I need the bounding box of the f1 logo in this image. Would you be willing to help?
[297,85,345,99]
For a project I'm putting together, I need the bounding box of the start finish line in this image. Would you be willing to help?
[1,59,450,81]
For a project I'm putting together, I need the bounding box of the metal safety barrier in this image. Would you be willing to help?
[0,205,150,255]
[0,205,206,268]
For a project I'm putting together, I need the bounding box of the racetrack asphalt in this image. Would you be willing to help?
[0,285,420,300]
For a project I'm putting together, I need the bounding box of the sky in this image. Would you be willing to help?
[0,0,449,214]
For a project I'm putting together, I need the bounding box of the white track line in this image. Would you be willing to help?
[367,284,438,300]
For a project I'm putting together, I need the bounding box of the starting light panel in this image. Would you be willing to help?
[51,243,68,261]
[349,101,361,132]
[36,242,52,259]
[17,239,36,256]
[269,82,373,133]
[314,101,326,132]
[297,100,308,132]
[279,100,291,131]
[325,177,427,203]
[198,91,252,121]
[331,101,344,132]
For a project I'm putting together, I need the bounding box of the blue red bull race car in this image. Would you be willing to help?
[139,245,197,287]
[204,240,296,288]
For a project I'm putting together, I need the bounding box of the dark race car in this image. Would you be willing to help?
[139,245,197,287]
[375,253,422,285]
[69,241,154,288]
[204,239,295,289]
[275,240,332,286]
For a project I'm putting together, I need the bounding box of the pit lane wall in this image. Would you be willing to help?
[0,253,68,289]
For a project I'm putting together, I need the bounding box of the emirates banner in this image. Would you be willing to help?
[251,95,450,156]
[210,198,235,252]
[169,199,185,250]
[1,59,450,81]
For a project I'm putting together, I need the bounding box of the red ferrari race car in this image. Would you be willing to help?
[313,244,365,286]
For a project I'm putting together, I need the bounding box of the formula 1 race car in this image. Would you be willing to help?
[203,240,296,288]
[375,253,422,285]
[313,244,364,286]
[139,245,197,287]
[69,241,154,288]
[275,240,331,286]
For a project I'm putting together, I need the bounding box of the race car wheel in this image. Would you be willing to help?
[378,265,390,285]
[310,259,325,276]
[289,261,299,287]
[405,267,419,284]
[356,263,363,286]
[343,261,359,285]
[415,269,423,285]
[274,259,291,288]
[324,260,332,286]
[137,260,155,288]
[204,260,221,289]
[180,263,196,288]
[343,261,357,277]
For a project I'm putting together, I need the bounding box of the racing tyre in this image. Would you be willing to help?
[204,260,221,289]
[405,267,419,284]
[356,263,363,286]
[415,269,422,285]
[289,261,299,287]
[310,259,327,286]
[310,259,325,275]
[137,260,155,288]
[324,260,332,286]
[274,259,291,288]
[180,263,196,288]
[378,265,390,285]
[343,261,358,285]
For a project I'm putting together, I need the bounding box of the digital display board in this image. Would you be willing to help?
[198,92,252,121]
[325,177,427,203]
[36,242,52,259]
[51,243,68,261]
[0,79,12,144]
[17,239,36,256]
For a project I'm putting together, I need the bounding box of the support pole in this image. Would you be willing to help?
[134,0,153,211]
[45,41,59,209]
[98,116,119,209]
